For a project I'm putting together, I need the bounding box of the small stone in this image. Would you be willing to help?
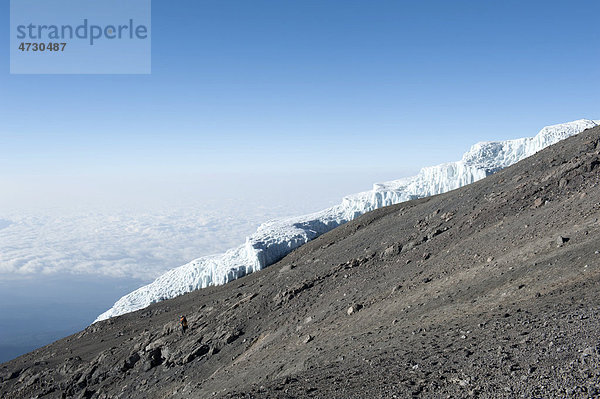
[347,304,363,315]
[391,285,403,293]
[402,241,417,252]
[382,243,402,259]
[487,257,494,263]
[426,229,443,240]
[440,212,454,221]
[533,198,544,208]
[141,360,153,372]
[556,236,569,246]
[301,334,313,344]
[559,178,569,188]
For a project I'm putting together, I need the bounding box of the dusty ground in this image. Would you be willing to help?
[1,126,600,399]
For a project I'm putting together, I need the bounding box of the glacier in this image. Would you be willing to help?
[96,119,599,322]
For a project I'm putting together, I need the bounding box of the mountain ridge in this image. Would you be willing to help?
[97,119,599,321]
[2,122,600,398]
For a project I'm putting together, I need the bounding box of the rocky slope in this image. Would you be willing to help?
[2,125,600,398]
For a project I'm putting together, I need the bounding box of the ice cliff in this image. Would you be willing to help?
[96,119,599,321]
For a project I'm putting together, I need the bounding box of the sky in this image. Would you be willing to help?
[1,0,600,362]
[2,1,599,188]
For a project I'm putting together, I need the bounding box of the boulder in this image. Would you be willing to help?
[381,243,402,259]
[122,353,140,371]
[347,304,363,315]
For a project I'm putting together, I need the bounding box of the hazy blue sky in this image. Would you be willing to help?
[2,0,599,204]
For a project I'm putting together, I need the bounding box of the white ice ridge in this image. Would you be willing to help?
[95,119,599,322]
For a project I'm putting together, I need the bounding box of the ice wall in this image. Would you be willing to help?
[96,119,598,321]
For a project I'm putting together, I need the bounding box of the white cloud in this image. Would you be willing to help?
[0,203,291,280]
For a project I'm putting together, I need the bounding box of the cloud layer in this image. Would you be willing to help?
[0,200,319,281]
[0,170,403,283]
